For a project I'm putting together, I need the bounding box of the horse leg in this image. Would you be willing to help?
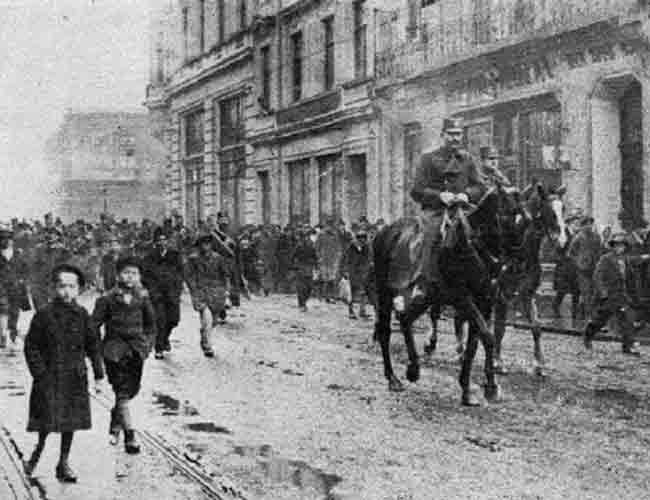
[375,290,403,392]
[524,294,546,377]
[423,306,439,356]
[400,296,432,383]
[459,326,480,406]
[493,298,509,375]
[477,300,500,402]
[454,316,466,363]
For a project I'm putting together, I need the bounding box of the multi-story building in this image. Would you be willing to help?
[45,110,166,222]
[147,0,388,227]
[148,0,650,230]
[375,0,650,230]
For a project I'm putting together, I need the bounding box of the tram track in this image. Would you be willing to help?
[0,426,43,500]
[90,391,249,500]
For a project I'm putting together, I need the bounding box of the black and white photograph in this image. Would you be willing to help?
[1,0,650,499]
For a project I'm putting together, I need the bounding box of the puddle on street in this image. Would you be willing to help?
[593,387,640,408]
[186,442,208,454]
[0,384,23,391]
[152,392,200,416]
[232,445,342,498]
[8,392,25,397]
[185,422,231,434]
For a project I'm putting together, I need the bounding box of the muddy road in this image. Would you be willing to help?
[2,292,649,499]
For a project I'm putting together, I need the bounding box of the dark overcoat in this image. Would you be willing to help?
[342,241,372,294]
[184,251,231,312]
[141,248,184,302]
[24,299,104,432]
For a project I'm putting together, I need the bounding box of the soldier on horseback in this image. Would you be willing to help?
[410,117,486,293]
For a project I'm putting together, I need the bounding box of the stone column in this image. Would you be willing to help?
[203,99,215,217]
[641,74,650,221]
[309,157,319,225]
[558,77,593,217]
[169,113,183,214]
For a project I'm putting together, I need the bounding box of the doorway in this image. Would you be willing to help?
[619,80,643,230]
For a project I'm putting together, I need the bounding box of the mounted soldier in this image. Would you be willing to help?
[410,117,487,294]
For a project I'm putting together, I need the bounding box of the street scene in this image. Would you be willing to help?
[2,0,650,499]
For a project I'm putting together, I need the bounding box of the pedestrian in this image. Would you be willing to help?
[342,225,372,319]
[552,214,581,319]
[292,227,318,312]
[184,234,232,357]
[29,229,72,311]
[584,232,649,355]
[568,216,602,319]
[315,218,344,303]
[92,257,156,454]
[23,263,104,481]
[142,228,184,360]
[99,234,122,292]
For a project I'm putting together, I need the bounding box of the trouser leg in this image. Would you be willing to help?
[199,307,214,351]
[59,432,74,465]
[8,304,19,341]
[0,314,7,348]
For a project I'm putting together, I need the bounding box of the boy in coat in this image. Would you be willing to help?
[23,264,104,482]
[584,232,649,355]
[292,227,318,312]
[342,225,372,319]
[92,257,156,454]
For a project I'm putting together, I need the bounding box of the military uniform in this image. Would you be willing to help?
[410,120,486,283]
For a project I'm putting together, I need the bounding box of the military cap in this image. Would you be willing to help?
[115,256,142,274]
[51,263,86,287]
[480,145,500,160]
[217,211,229,219]
[442,117,464,132]
[608,232,629,247]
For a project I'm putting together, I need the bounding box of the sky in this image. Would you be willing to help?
[0,0,150,219]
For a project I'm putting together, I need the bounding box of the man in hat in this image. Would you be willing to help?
[479,146,512,188]
[584,232,650,355]
[316,216,345,303]
[410,117,486,288]
[29,229,72,311]
[142,228,184,359]
[552,212,582,319]
[568,216,602,319]
[184,234,232,357]
[292,226,318,312]
[342,224,373,319]
[0,226,30,346]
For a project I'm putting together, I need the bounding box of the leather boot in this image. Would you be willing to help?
[124,430,141,455]
[55,462,78,483]
[24,449,42,476]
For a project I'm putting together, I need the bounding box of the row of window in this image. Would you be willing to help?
[259,1,367,108]
[182,0,248,61]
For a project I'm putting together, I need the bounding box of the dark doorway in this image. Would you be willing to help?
[619,80,643,230]
[258,170,271,224]
[347,154,367,223]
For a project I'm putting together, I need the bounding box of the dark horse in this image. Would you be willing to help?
[372,189,503,405]
[425,183,565,377]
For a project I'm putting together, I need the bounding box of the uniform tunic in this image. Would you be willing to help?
[184,250,231,314]
[24,299,104,432]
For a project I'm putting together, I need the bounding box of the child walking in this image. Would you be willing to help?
[92,257,156,454]
[23,263,104,482]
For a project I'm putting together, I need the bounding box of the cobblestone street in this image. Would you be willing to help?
[1,292,649,499]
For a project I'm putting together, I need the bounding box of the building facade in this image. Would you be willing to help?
[376,0,650,231]
[45,111,166,222]
[147,0,388,228]
[148,0,650,231]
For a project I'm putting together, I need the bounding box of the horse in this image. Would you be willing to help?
[425,183,565,377]
[372,188,503,406]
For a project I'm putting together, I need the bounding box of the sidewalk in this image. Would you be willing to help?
[0,341,205,500]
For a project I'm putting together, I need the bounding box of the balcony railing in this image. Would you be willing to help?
[376,0,643,82]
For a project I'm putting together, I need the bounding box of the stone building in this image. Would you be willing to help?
[375,0,650,230]
[45,110,166,222]
[146,0,390,228]
[148,0,650,230]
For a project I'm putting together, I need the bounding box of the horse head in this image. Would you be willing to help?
[522,182,566,248]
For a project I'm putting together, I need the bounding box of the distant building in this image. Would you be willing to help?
[45,110,166,222]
